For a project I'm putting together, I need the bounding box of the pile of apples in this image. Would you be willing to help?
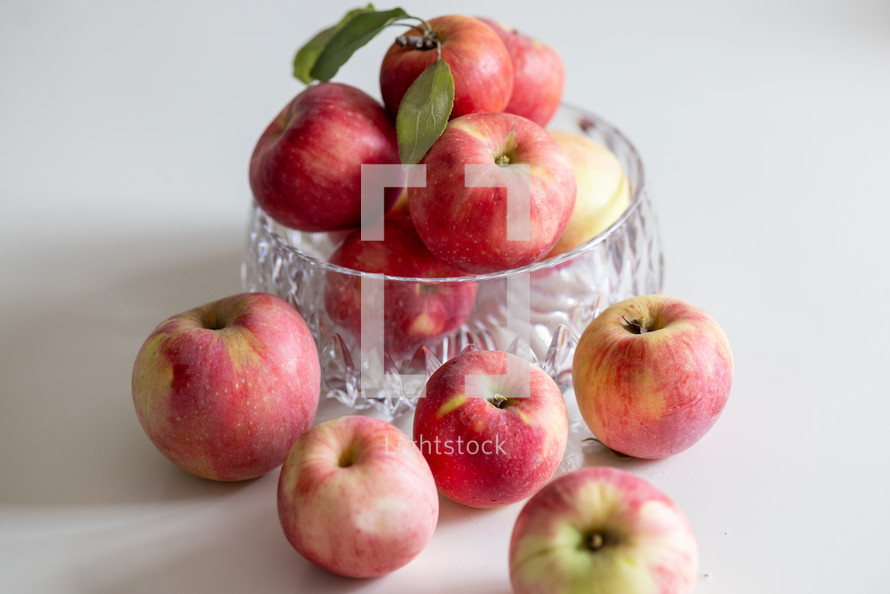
[131,8,733,594]
[249,9,633,359]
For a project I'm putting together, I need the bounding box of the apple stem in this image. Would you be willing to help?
[621,316,648,334]
[392,16,442,59]
[588,532,605,551]
[495,154,511,166]
[338,449,356,468]
[201,311,226,331]
[490,394,510,409]
[395,32,438,50]
[393,16,437,49]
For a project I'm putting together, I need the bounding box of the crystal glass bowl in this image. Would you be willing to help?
[242,105,663,418]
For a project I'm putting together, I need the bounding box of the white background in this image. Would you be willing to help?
[2,0,889,592]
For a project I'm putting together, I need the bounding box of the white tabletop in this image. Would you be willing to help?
[2,1,889,592]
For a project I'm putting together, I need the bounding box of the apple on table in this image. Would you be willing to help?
[277,415,439,578]
[412,349,569,508]
[572,294,733,459]
[131,292,320,481]
[509,466,699,594]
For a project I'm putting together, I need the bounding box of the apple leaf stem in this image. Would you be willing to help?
[395,32,438,51]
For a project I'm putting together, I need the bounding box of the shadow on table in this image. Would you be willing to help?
[0,226,252,506]
[67,468,513,594]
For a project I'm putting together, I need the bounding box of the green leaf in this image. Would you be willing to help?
[396,58,454,165]
[310,7,409,82]
[293,5,376,84]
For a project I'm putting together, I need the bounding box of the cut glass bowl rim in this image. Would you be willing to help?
[257,103,646,283]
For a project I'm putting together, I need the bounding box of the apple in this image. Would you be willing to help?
[545,130,631,259]
[379,14,514,120]
[477,18,565,127]
[277,415,439,578]
[249,82,401,232]
[131,292,320,481]
[409,112,576,273]
[412,349,568,508]
[572,294,733,459]
[509,466,699,594]
[324,216,478,358]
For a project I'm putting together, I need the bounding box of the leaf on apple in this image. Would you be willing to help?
[309,7,409,82]
[396,59,454,165]
[292,5,376,83]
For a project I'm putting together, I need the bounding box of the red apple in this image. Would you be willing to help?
[324,216,478,358]
[277,415,438,578]
[131,292,320,481]
[379,14,514,120]
[572,294,733,459]
[249,82,400,232]
[509,466,699,593]
[477,18,565,127]
[412,349,568,508]
[408,112,576,273]
[545,129,631,258]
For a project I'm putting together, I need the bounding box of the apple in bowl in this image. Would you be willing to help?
[412,349,568,508]
[409,112,576,273]
[379,14,514,120]
[324,216,478,359]
[131,292,320,481]
[477,17,565,127]
[572,294,733,459]
[509,466,698,593]
[545,130,630,258]
[249,82,401,232]
[277,415,438,578]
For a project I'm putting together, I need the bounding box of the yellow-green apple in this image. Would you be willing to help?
[379,14,513,120]
[573,295,733,459]
[408,112,576,273]
[131,292,320,481]
[412,350,568,508]
[509,466,698,594]
[477,18,565,127]
[249,82,400,231]
[277,415,438,578]
[324,216,478,358]
[545,130,630,258]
